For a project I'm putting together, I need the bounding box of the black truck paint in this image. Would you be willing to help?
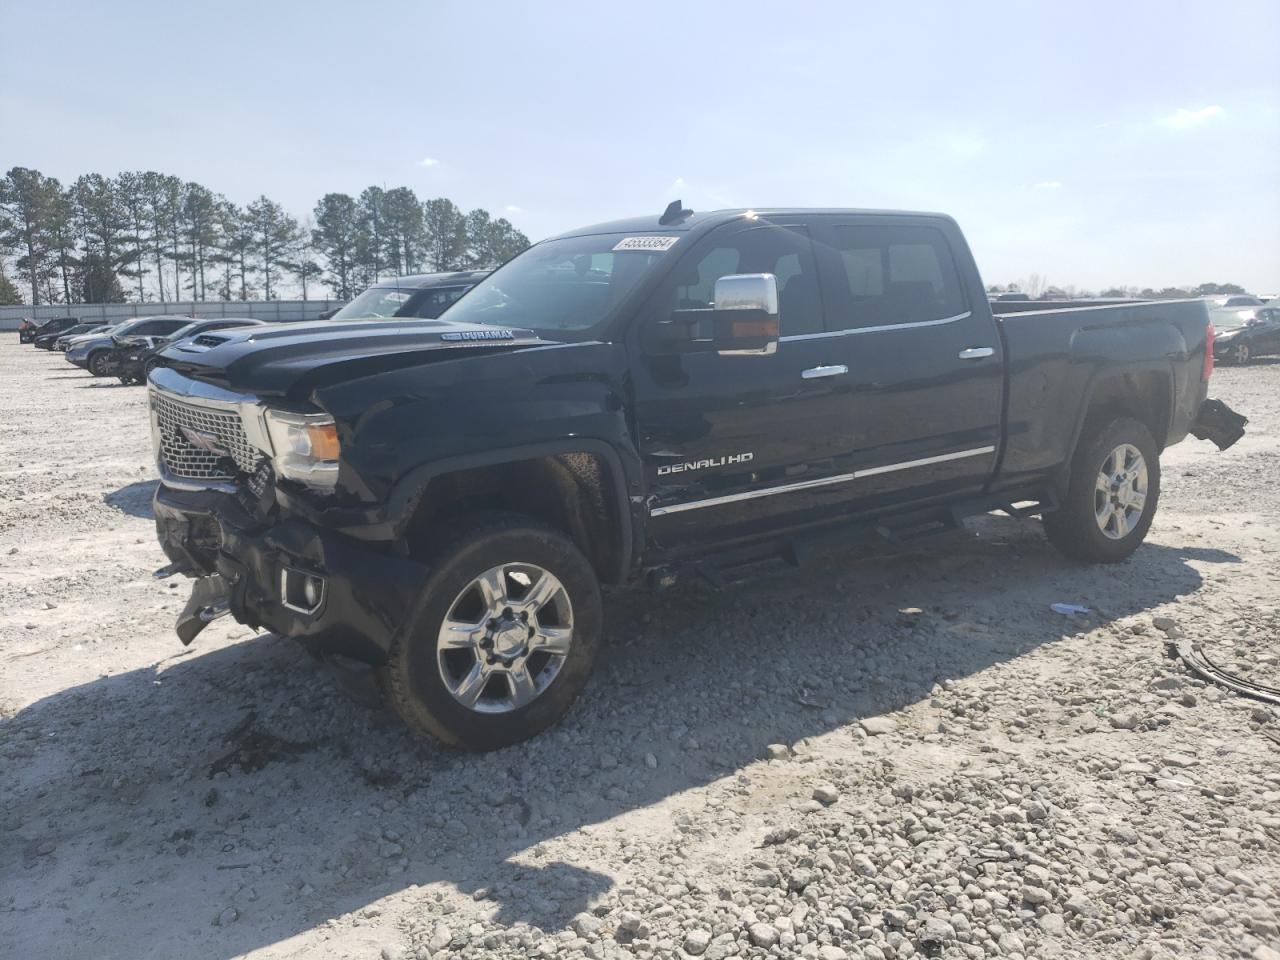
[148,207,1243,749]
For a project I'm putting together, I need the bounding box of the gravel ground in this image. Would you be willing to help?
[1,341,1277,960]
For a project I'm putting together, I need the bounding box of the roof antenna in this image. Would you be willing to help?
[659,199,693,226]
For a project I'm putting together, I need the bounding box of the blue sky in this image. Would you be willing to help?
[3,0,1278,292]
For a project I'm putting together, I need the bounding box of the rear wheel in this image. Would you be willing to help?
[380,513,602,751]
[1043,416,1160,563]
[88,351,111,377]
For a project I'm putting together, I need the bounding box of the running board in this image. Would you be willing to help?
[651,484,1056,590]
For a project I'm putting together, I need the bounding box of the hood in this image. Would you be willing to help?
[67,333,116,352]
[155,318,550,396]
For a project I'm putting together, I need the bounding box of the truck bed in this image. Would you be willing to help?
[991,298,1212,490]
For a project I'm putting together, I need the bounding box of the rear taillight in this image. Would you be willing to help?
[1203,322,1215,381]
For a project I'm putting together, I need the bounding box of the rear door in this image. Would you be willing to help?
[808,216,1004,504]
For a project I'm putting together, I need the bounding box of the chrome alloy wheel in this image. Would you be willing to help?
[1094,443,1149,540]
[436,563,574,713]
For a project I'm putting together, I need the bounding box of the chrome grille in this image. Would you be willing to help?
[152,390,264,481]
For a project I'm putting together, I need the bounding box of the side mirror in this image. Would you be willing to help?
[653,273,780,357]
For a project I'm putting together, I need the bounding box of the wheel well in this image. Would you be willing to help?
[1079,370,1172,453]
[404,453,627,583]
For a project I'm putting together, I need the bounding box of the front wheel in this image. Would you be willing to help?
[88,351,111,377]
[380,513,602,751]
[1043,416,1160,563]
[1232,343,1251,365]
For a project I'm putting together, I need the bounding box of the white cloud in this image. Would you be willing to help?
[1161,105,1225,130]
[418,157,440,168]
[1033,181,1063,190]
[504,204,522,214]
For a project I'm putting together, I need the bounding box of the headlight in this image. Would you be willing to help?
[262,408,340,491]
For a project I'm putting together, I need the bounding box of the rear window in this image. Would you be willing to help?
[829,225,967,328]
[331,286,418,321]
[413,285,470,319]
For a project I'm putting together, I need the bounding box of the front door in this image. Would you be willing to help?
[631,219,862,552]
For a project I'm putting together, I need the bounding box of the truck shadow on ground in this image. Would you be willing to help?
[104,479,160,519]
[0,517,1238,959]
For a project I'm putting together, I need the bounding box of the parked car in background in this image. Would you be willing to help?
[25,316,80,347]
[59,323,122,352]
[328,271,489,321]
[34,320,108,350]
[66,315,191,376]
[18,318,38,343]
[1207,294,1264,310]
[115,317,265,384]
[1213,298,1280,364]
[148,204,1243,750]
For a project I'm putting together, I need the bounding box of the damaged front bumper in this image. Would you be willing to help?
[1190,398,1248,451]
[155,484,427,663]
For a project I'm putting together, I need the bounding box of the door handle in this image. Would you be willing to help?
[958,347,994,360]
[801,364,848,379]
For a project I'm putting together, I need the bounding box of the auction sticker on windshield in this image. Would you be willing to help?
[612,236,680,252]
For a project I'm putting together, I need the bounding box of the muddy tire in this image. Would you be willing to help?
[1043,416,1160,563]
[380,512,602,751]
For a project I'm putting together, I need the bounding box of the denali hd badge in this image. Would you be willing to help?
[657,452,753,476]
[441,329,516,342]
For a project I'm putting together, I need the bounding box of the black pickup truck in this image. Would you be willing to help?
[149,205,1245,750]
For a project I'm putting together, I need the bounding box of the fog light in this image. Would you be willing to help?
[281,567,326,614]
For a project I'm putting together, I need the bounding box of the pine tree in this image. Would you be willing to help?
[0,266,22,304]
[116,171,152,302]
[182,183,219,300]
[381,187,424,276]
[246,195,297,300]
[72,174,135,303]
[422,197,467,271]
[0,167,60,304]
[312,193,359,299]
[354,186,386,284]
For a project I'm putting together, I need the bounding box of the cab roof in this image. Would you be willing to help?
[369,270,489,290]
[549,207,955,242]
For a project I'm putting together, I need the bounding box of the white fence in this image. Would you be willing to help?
[1,299,344,330]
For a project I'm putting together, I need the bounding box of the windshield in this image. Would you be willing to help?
[331,286,421,320]
[166,321,205,341]
[441,234,676,336]
[1211,308,1253,330]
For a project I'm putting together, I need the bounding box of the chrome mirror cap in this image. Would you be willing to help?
[713,273,778,315]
